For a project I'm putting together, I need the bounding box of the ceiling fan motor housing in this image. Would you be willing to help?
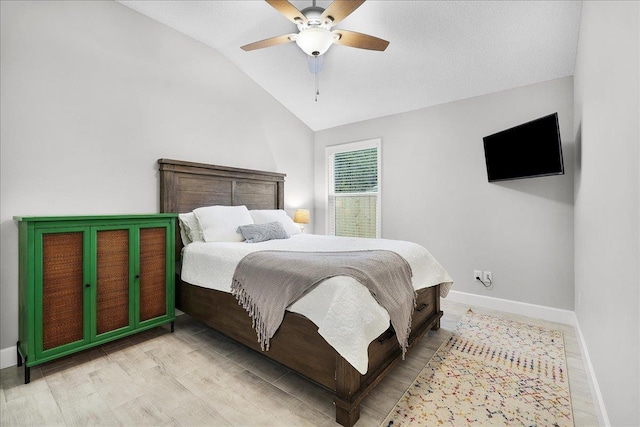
[295,6,336,56]
[297,6,331,30]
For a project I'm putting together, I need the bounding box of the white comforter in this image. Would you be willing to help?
[181,234,453,374]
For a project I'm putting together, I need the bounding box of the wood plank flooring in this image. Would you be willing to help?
[1,300,600,426]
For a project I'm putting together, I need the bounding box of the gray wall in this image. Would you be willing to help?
[573,2,640,425]
[0,1,314,352]
[315,77,575,310]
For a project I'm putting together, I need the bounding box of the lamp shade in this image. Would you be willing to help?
[293,209,310,224]
[295,27,334,56]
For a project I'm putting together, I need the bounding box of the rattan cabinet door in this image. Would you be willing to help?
[138,226,169,323]
[94,227,134,339]
[35,229,91,357]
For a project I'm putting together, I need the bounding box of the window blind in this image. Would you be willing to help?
[328,142,380,238]
[333,148,378,193]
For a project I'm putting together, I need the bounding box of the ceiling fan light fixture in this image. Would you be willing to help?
[295,27,334,56]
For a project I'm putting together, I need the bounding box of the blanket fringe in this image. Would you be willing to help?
[231,279,271,351]
[401,290,417,360]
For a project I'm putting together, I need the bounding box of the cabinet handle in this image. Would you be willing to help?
[85,283,90,288]
[377,327,396,344]
[135,274,140,279]
[416,303,429,312]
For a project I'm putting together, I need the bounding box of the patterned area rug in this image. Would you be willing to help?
[382,310,573,426]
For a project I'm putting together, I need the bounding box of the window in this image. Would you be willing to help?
[327,139,381,238]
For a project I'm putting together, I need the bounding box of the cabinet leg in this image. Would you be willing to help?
[24,359,30,384]
[16,341,22,367]
[170,321,175,333]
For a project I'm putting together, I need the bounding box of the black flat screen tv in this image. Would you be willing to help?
[483,113,564,182]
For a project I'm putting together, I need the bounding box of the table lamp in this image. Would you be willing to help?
[293,209,310,233]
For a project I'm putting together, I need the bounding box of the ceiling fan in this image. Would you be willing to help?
[241,0,389,57]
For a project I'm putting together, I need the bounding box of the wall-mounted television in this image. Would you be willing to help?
[483,113,564,182]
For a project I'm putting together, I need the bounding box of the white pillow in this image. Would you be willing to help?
[178,212,204,245]
[249,209,301,235]
[194,205,254,242]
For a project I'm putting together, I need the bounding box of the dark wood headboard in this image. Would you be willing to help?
[158,158,286,256]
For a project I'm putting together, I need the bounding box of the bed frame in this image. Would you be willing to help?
[158,158,443,427]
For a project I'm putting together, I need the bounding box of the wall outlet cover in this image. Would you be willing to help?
[483,271,493,282]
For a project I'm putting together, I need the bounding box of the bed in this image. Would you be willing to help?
[158,158,453,427]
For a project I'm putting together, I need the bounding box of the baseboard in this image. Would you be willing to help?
[1,345,18,370]
[573,317,611,427]
[446,290,576,325]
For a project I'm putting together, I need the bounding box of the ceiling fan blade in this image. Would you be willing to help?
[333,30,389,51]
[265,0,308,25]
[320,0,366,25]
[241,34,295,51]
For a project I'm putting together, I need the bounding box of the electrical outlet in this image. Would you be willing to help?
[474,270,482,280]
[483,271,492,283]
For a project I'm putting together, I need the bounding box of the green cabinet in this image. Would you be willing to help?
[15,214,177,383]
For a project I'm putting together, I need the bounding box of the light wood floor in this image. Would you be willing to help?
[1,300,600,426]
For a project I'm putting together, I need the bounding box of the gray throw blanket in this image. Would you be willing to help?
[231,250,416,357]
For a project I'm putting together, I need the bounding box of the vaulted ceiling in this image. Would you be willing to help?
[119,1,582,131]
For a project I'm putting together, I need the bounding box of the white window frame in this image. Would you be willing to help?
[325,138,381,238]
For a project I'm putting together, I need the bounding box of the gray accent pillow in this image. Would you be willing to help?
[237,221,290,243]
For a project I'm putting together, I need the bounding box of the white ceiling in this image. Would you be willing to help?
[118,0,582,131]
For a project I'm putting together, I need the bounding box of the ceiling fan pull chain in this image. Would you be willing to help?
[315,58,320,102]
